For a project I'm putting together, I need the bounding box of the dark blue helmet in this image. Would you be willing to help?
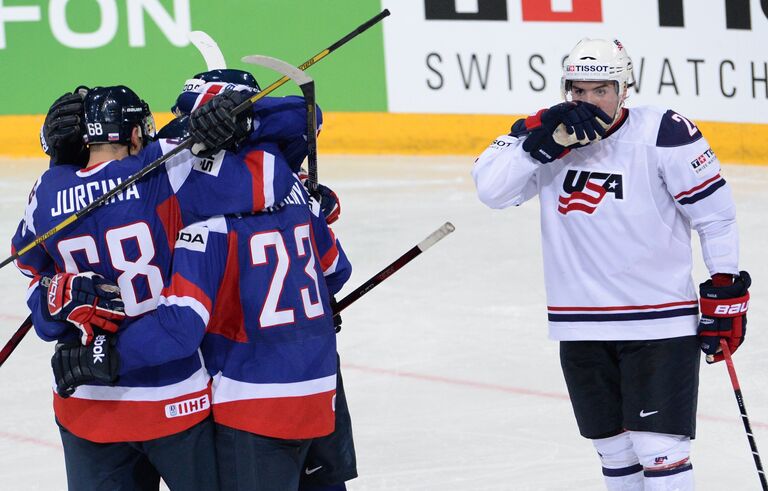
[193,69,261,91]
[156,114,190,140]
[83,85,155,146]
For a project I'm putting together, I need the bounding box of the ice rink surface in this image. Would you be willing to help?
[0,155,766,490]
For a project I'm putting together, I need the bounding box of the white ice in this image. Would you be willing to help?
[0,156,766,490]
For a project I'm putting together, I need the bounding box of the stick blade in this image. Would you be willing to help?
[417,222,455,251]
[241,55,313,85]
[188,31,227,70]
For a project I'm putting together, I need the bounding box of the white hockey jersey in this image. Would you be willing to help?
[472,106,739,341]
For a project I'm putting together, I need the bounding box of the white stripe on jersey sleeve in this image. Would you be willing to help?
[211,373,336,403]
[67,364,210,401]
[159,295,211,326]
[262,152,276,207]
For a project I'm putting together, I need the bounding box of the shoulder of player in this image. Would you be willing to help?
[648,107,704,148]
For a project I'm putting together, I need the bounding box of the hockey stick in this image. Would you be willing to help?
[332,222,455,315]
[0,276,51,368]
[0,315,33,368]
[0,9,390,271]
[1,221,451,369]
[720,339,768,490]
[241,54,318,192]
[188,31,226,70]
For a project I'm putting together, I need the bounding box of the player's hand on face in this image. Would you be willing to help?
[561,102,612,142]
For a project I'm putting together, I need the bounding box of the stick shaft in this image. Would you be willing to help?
[720,339,768,490]
[0,315,33,368]
[333,221,454,314]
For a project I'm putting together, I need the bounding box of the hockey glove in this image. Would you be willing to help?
[51,332,120,398]
[300,172,341,225]
[521,102,611,164]
[41,88,89,166]
[188,89,253,157]
[557,102,612,143]
[47,272,126,345]
[698,271,751,363]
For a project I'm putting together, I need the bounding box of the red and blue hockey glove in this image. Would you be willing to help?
[189,89,253,157]
[51,332,120,398]
[300,172,341,225]
[47,272,126,345]
[698,271,751,364]
[521,102,611,164]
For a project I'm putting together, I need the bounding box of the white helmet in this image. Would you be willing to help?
[561,38,635,115]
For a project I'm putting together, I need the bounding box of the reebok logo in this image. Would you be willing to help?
[47,275,62,310]
[639,410,659,418]
[92,335,107,364]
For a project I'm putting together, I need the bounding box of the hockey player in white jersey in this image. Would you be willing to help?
[472,38,751,491]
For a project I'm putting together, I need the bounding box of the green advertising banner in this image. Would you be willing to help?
[0,0,387,115]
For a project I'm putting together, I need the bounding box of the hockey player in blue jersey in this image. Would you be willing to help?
[160,70,357,491]
[115,170,352,491]
[13,83,306,490]
[473,38,751,491]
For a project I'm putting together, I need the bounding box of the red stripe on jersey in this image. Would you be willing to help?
[12,245,41,277]
[155,194,183,251]
[557,202,599,215]
[212,390,336,439]
[197,84,225,108]
[548,300,699,312]
[674,174,721,199]
[208,231,248,342]
[166,272,213,315]
[318,236,339,273]
[244,150,266,211]
[53,386,211,443]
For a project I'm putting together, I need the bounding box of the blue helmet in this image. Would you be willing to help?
[83,85,155,146]
[193,69,261,91]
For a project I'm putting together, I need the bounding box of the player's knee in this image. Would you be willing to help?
[629,431,691,475]
[592,431,642,477]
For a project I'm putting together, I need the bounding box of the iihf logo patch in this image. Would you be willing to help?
[559,170,624,215]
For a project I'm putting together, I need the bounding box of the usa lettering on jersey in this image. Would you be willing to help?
[558,170,624,215]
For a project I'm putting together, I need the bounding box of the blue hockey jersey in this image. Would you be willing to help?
[117,177,352,439]
[11,139,299,442]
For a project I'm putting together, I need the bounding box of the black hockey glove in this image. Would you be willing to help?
[51,331,120,398]
[188,89,253,157]
[41,88,89,166]
[521,102,611,164]
[559,102,612,142]
[698,271,751,364]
